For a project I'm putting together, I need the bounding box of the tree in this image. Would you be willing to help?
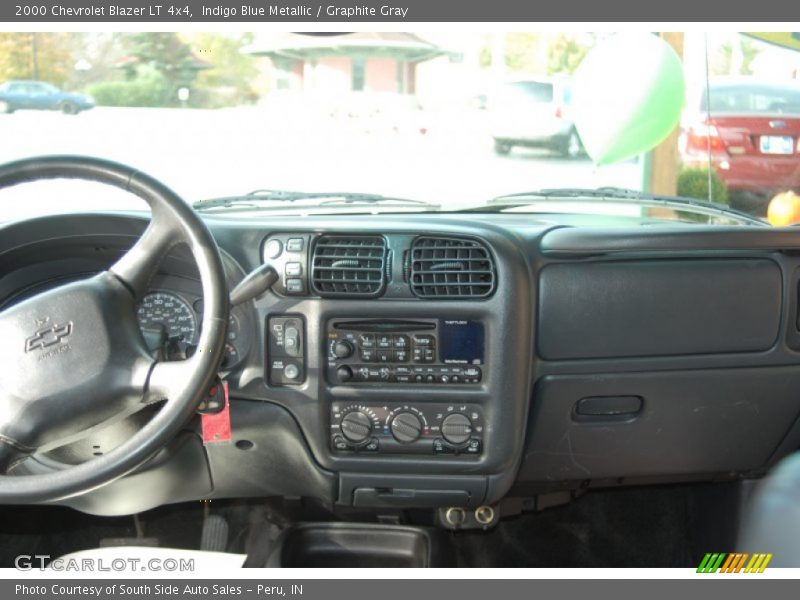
[63,33,129,91]
[478,33,595,76]
[122,33,200,102]
[547,33,595,75]
[184,32,262,106]
[504,33,546,73]
[0,33,79,87]
[711,35,762,76]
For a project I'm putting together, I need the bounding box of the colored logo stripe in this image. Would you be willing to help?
[745,553,773,573]
[697,553,727,573]
[697,552,772,573]
[720,554,736,572]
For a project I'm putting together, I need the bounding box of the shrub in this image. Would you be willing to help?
[677,167,728,205]
[87,67,171,107]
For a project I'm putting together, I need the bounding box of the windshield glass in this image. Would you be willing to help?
[1,31,799,224]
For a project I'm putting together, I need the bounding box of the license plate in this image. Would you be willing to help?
[760,135,795,155]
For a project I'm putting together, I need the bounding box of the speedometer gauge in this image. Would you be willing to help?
[137,292,198,344]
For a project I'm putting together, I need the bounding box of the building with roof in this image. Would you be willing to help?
[244,32,446,94]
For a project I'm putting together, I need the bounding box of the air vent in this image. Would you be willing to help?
[311,235,388,297]
[409,236,496,299]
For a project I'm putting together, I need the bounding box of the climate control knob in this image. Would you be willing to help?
[391,412,423,444]
[340,411,372,443]
[333,340,354,359]
[441,413,472,445]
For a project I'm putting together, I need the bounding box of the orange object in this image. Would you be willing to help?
[767,191,800,226]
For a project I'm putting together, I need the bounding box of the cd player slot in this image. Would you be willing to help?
[333,320,436,332]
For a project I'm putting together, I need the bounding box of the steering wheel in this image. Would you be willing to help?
[0,156,229,503]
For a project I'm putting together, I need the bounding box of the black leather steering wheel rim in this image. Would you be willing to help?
[0,155,228,503]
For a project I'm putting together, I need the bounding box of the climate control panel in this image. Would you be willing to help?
[326,318,484,385]
[330,402,484,456]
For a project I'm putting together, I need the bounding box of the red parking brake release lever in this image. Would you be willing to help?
[200,380,232,444]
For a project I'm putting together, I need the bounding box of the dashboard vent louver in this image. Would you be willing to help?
[311,235,388,297]
[409,236,496,299]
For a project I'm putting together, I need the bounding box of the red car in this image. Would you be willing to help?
[681,79,800,213]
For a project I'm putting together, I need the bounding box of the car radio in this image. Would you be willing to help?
[325,318,484,385]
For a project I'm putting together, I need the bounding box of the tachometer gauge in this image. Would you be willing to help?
[137,292,198,345]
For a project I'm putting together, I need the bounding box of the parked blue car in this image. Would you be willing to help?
[0,80,95,115]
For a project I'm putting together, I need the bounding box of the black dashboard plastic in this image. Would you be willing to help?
[3,212,800,513]
[540,226,800,256]
[538,258,782,359]
[523,367,800,483]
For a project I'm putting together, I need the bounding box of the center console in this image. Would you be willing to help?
[254,225,531,509]
[324,318,486,457]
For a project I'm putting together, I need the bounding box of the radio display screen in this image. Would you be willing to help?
[439,320,484,364]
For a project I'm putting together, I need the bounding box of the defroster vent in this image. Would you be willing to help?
[311,235,388,297]
[409,236,496,299]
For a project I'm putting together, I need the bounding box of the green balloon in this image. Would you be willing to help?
[572,34,686,166]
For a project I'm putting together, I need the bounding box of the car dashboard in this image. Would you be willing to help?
[2,211,800,516]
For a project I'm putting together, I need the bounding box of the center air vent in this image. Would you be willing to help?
[409,236,496,299]
[311,235,387,297]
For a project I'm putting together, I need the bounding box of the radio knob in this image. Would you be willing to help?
[340,411,372,443]
[333,340,354,359]
[391,412,423,444]
[336,365,353,382]
[441,413,472,445]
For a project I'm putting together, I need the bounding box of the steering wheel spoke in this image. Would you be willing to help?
[145,357,204,402]
[109,211,179,299]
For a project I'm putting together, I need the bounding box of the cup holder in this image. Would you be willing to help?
[266,523,450,568]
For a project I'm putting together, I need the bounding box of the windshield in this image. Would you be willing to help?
[1,31,799,224]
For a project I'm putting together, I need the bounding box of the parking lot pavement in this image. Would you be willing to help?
[0,107,641,221]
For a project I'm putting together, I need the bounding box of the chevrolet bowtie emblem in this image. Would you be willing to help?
[25,322,73,353]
